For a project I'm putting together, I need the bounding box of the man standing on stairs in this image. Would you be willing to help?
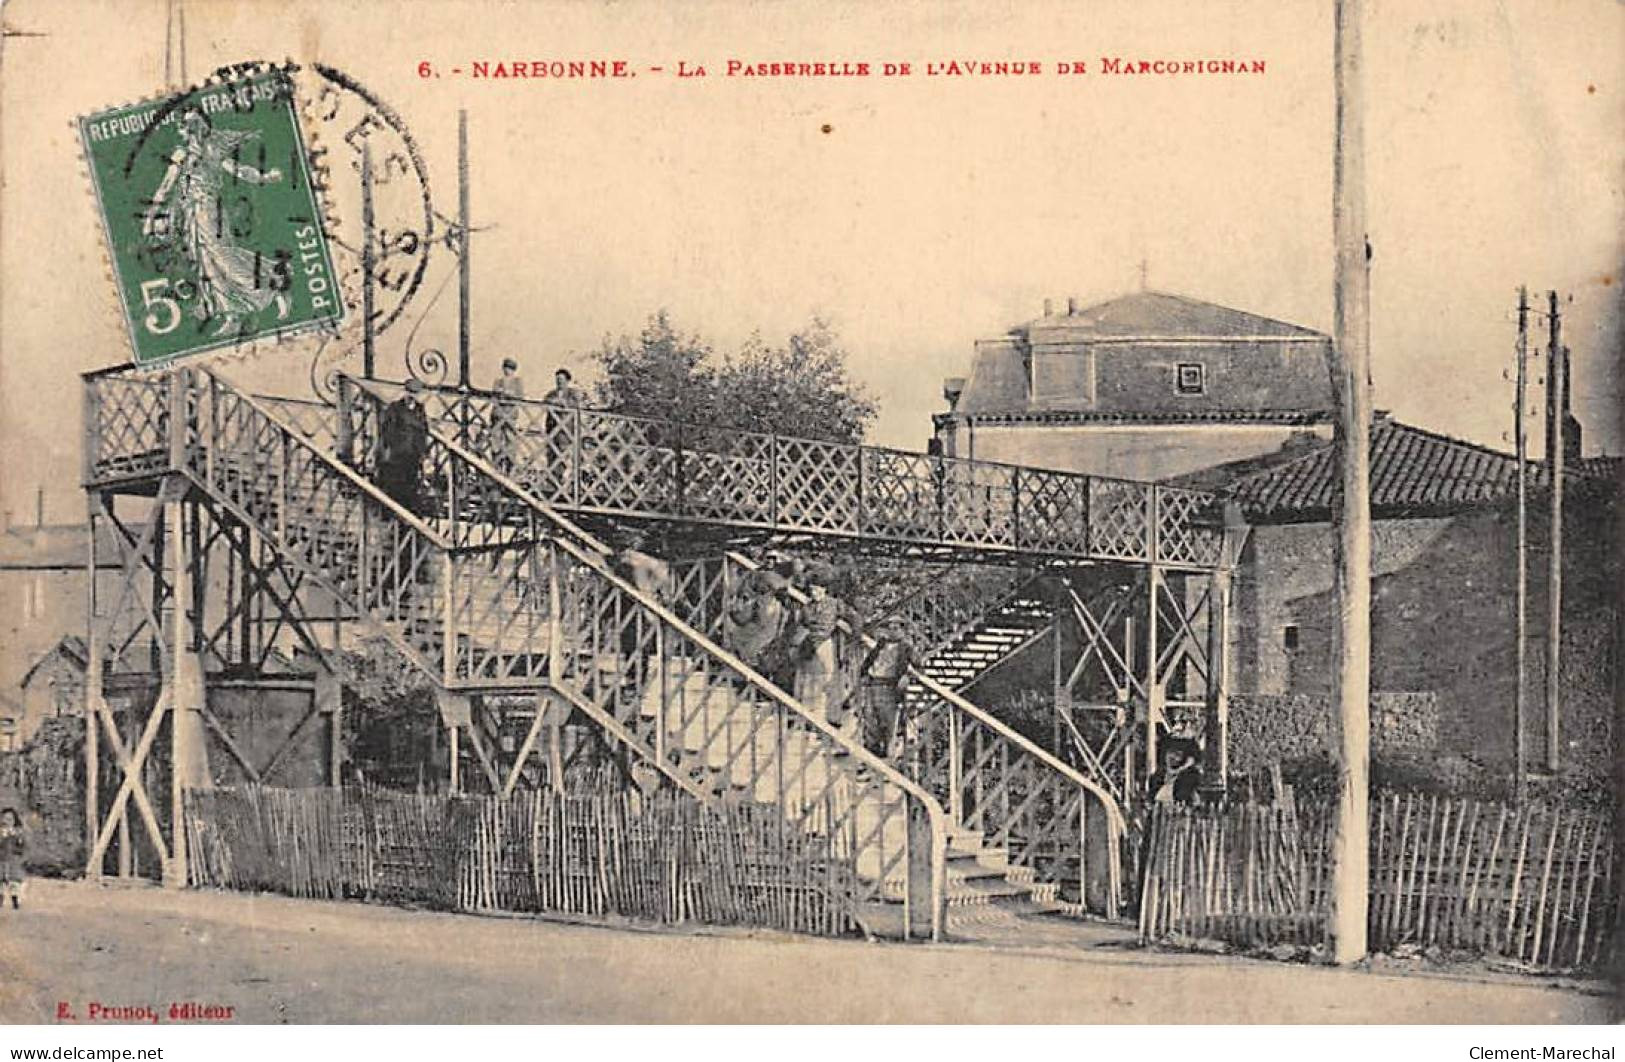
[855,618,916,757]
[490,357,525,473]
[541,368,588,494]
[788,563,862,730]
[376,379,430,517]
[543,367,588,408]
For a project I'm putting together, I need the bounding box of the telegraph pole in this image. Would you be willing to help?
[1514,288,1529,796]
[163,0,188,87]
[1330,0,1372,966]
[1544,292,1565,773]
[457,108,471,390]
[361,142,376,380]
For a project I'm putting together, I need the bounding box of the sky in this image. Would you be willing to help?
[1,0,1620,525]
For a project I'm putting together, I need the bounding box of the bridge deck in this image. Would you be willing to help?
[85,370,1228,570]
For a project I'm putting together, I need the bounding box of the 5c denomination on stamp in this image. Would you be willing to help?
[79,68,343,368]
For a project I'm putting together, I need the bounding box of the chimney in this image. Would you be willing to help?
[1066,296,1078,315]
[1042,298,1054,317]
[942,377,966,411]
[36,487,44,529]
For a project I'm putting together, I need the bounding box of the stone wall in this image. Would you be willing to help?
[0,715,83,875]
[1228,691,1439,776]
[1231,492,1617,780]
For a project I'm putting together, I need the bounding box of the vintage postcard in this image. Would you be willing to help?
[0,0,1618,1045]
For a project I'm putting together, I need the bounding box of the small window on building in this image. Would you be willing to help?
[1283,624,1300,650]
[1176,362,1205,395]
[23,576,44,621]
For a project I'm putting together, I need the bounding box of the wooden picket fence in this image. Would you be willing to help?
[184,785,858,936]
[1138,802,1336,949]
[1138,791,1617,971]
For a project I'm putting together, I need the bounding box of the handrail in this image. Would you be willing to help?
[387,375,1175,492]
[204,370,454,548]
[346,376,940,788]
[866,564,1043,661]
[725,549,1125,915]
[344,374,951,936]
[353,374,1226,569]
[339,376,617,559]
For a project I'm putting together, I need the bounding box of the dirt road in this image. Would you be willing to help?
[0,880,1610,1024]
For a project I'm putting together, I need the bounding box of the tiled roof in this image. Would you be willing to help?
[1218,418,1619,522]
[951,408,1331,427]
[948,290,1331,418]
[1017,291,1325,339]
[20,635,88,689]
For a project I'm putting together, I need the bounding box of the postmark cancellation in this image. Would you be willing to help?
[78,69,343,369]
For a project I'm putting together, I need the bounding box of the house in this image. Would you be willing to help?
[16,635,88,747]
[1193,414,1619,786]
[933,290,1334,482]
[0,509,128,705]
[0,691,21,753]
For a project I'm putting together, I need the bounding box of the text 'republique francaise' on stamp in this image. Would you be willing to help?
[78,67,344,370]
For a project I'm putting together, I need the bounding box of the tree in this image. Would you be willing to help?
[333,637,440,791]
[718,317,877,443]
[590,311,718,427]
[588,311,877,445]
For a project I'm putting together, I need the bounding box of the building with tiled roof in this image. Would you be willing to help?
[933,290,1334,482]
[1182,415,1619,790]
[0,511,132,712]
[1176,413,1622,523]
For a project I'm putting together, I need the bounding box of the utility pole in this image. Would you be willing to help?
[457,108,471,390]
[163,0,188,87]
[1544,292,1565,773]
[1514,287,1529,796]
[361,142,376,380]
[1330,0,1372,966]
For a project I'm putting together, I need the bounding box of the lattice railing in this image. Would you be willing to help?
[83,369,172,482]
[84,367,952,935]
[715,552,1125,916]
[321,379,1223,569]
[866,564,1040,662]
[336,376,950,932]
[1153,486,1226,568]
[183,372,450,674]
[95,377,1230,573]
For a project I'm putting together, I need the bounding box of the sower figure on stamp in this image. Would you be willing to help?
[142,109,290,337]
[490,357,525,473]
[855,617,916,758]
[0,808,25,910]
[376,379,430,517]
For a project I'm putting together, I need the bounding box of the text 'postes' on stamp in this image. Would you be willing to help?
[80,71,344,369]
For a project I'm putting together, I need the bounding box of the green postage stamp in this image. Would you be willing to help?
[79,70,343,368]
